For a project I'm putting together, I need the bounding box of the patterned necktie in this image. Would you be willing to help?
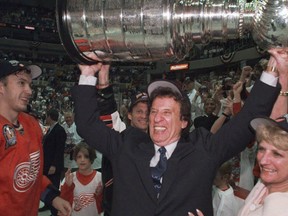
[151,147,167,197]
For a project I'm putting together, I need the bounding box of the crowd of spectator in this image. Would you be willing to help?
[27,55,268,134]
[0,3,56,32]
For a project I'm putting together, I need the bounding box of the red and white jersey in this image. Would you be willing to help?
[0,112,50,216]
[61,170,103,216]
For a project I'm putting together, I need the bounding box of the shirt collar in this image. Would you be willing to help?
[154,141,178,159]
[49,122,57,131]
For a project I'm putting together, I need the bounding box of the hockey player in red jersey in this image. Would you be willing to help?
[0,60,71,216]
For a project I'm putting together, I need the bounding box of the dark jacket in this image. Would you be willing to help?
[193,114,219,130]
[72,80,279,216]
[43,123,67,175]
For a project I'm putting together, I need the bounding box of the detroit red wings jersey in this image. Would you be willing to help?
[0,112,50,216]
[61,170,103,216]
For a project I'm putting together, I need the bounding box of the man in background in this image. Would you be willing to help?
[41,108,67,215]
[96,62,149,216]
[61,111,83,179]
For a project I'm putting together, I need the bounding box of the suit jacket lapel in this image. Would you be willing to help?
[134,141,158,202]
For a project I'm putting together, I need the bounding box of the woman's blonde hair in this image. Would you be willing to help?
[256,124,288,151]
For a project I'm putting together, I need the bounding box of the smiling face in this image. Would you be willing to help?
[0,71,32,115]
[257,141,288,191]
[64,112,74,127]
[149,97,188,146]
[128,101,148,132]
[204,98,216,115]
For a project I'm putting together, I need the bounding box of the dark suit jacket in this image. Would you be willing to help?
[72,80,279,216]
[43,123,67,175]
[193,114,219,130]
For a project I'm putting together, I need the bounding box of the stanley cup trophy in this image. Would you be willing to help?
[56,0,288,64]
[252,0,288,50]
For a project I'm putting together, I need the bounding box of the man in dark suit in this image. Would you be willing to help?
[40,108,67,215]
[72,48,287,216]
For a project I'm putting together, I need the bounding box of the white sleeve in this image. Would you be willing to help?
[111,111,126,132]
[260,71,278,87]
[78,75,97,86]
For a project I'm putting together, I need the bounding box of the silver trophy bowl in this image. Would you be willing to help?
[56,0,288,64]
[252,0,288,50]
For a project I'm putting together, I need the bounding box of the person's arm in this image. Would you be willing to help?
[193,92,204,117]
[269,49,288,119]
[94,175,104,214]
[52,196,72,215]
[210,48,283,163]
[231,81,244,115]
[210,97,232,134]
[41,176,72,215]
[213,98,222,117]
[95,60,127,132]
[270,73,288,119]
[96,63,110,89]
[72,54,124,159]
[60,169,75,206]
[239,66,253,88]
[233,81,243,104]
[95,62,117,117]
[77,53,103,86]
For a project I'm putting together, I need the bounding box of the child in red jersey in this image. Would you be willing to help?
[60,142,103,216]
